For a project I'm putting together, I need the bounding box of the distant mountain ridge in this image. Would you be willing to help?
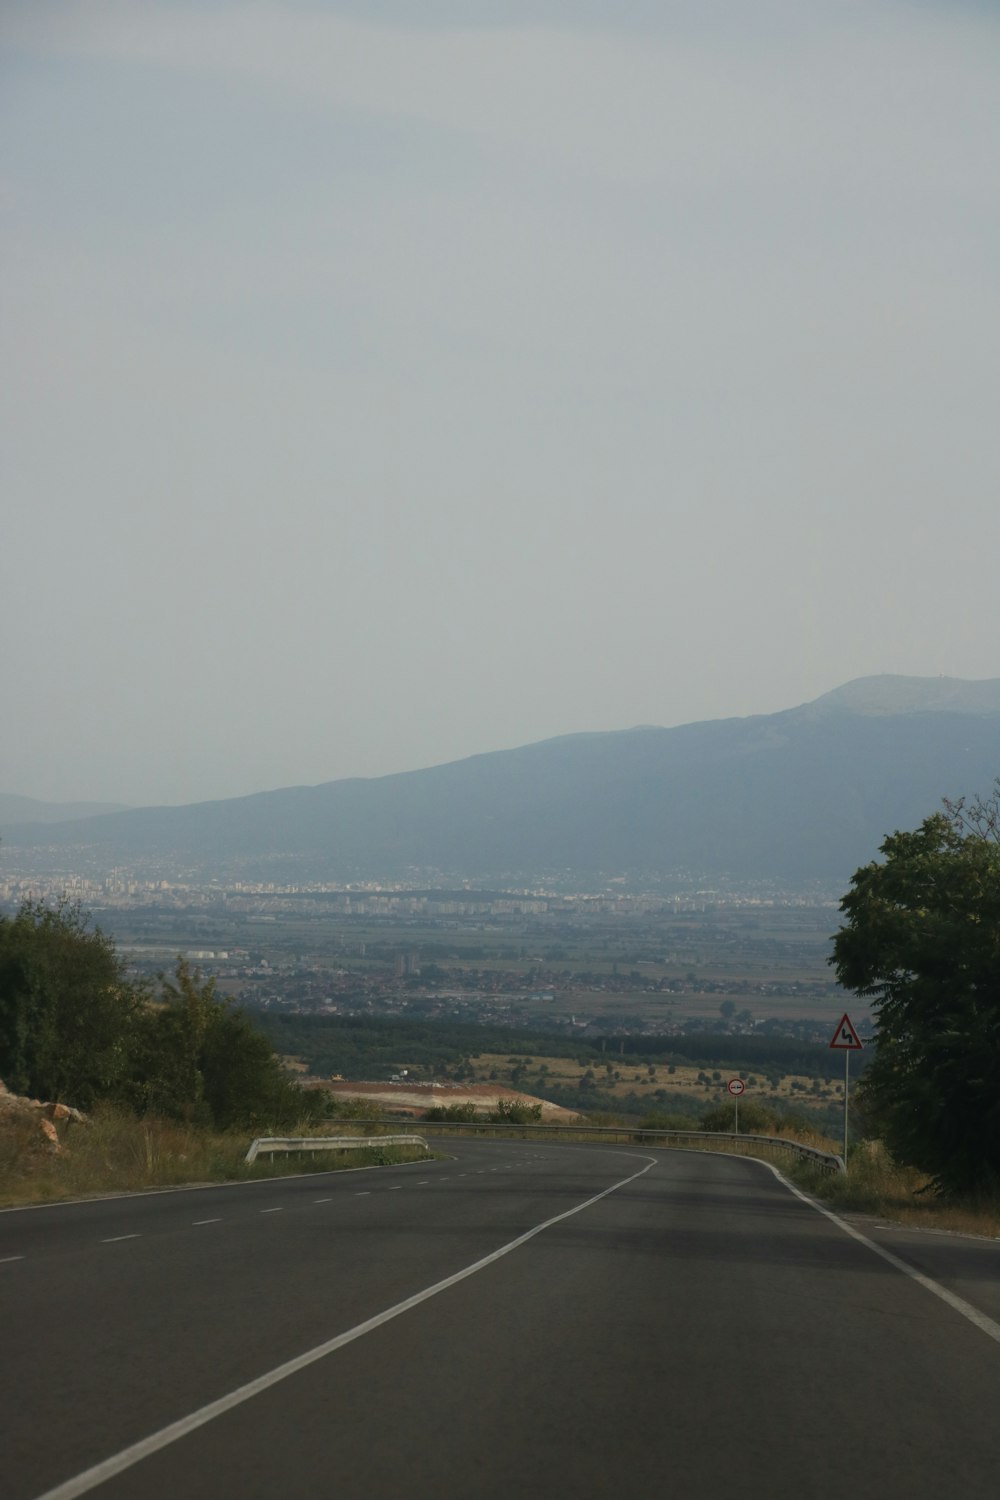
[802,674,1000,716]
[3,676,999,884]
[0,793,131,826]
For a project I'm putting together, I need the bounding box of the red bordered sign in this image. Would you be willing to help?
[829,1013,863,1050]
[727,1077,746,1096]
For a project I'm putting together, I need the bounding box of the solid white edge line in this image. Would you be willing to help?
[761,1158,1000,1347]
[666,1145,1000,1348]
[31,1154,656,1500]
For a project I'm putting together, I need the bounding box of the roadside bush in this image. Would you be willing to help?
[424,1102,479,1122]
[701,1100,777,1134]
[487,1098,542,1124]
[327,1095,383,1121]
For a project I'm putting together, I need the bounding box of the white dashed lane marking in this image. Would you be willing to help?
[2,1157,544,1264]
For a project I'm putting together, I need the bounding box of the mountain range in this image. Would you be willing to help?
[3,675,999,885]
[0,793,130,827]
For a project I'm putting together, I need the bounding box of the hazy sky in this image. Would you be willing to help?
[3,1,998,807]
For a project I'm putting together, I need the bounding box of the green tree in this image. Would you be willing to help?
[140,961,322,1130]
[0,900,143,1107]
[831,792,1000,1196]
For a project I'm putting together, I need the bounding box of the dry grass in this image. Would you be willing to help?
[791,1139,1000,1239]
[0,1107,429,1208]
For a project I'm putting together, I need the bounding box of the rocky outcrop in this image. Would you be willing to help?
[0,1079,87,1152]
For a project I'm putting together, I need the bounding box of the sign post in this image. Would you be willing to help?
[727,1076,746,1134]
[828,1013,863,1164]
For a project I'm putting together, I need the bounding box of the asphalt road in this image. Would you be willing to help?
[2,1141,999,1500]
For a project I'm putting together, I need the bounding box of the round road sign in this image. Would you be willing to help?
[727,1078,746,1097]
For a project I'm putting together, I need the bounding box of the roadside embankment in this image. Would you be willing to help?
[0,1104,428,1208]
[790,1139,1000,1239]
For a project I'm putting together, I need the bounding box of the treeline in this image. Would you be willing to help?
[620,1033,867,1081]
[0,901,323,1130]
[536,1084,844,1138]
[254,1012,576,1076]
[253,1011,862,1084]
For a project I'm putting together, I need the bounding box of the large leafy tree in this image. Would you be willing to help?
[138,960,324,1129]
[831,785,1000,1196]
[0,900,143,1106]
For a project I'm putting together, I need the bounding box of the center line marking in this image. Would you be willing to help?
[260,1208,283,1215]
[313,1198,332,1204]
[192,1219,221,1226]
[101,1235,139,1243]
[37,1153,655,1500]
[355,1192,370,1196]
[0,1254,25,1263]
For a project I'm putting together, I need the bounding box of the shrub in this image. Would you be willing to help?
[701,1100,777,1134]
[424,1102,479,1122]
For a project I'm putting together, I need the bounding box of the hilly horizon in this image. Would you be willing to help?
[3,674,999,885]
[0,793,132,827]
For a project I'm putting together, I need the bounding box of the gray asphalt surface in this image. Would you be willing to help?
[2,1141,999,1500]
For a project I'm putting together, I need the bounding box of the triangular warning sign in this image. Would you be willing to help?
[829,1012,863,1050]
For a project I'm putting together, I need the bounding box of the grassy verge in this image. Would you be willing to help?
[788,1139,1000,1239]
[0,1109,431,1208]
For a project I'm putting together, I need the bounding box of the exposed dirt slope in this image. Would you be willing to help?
[317,1080,579,1121]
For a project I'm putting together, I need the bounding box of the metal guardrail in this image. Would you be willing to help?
[342,1119,845,1173]
[244,1134,429,1165]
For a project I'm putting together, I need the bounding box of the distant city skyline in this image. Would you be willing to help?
[3,2,998,806]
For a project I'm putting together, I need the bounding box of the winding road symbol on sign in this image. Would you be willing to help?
[829,1014,863,1050]
[727,1078,746,1097]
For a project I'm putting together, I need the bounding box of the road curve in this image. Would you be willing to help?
[2,1141,999,1500]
